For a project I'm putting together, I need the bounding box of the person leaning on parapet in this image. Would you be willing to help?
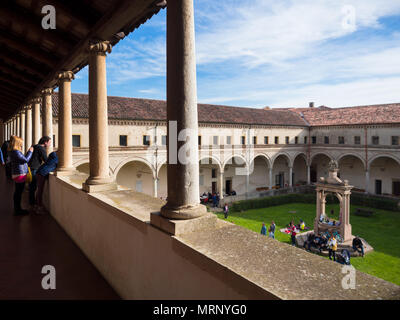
[268,220,276,239]
[28,136,51,210]
[35,151,58,215]
[8,136,33,216]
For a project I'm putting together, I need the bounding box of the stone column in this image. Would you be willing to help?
[160,0,206,219]
[0,119,4,144]
[56,71,75,174]
[289,166,293,187]
[219,170,224,200]
[41,88,54,155]
[82,40,117,192]
[25,106,32,149]
[269,168,273,190]
[365,170,369,194]
[32,97,41,145]
[153,177,158,198]
[19,111,25,152]
[16,113,20,137]
[307,165,311,184]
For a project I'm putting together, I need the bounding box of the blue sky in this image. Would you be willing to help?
[71,0,400,109]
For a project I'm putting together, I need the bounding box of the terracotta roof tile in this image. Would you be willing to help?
[52,93,307,126]
[287,103,400,126]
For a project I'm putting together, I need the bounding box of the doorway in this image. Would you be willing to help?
[212,181,217,194]
[375,180,382,195]
[225,179,232,195]
[393,181,400,196]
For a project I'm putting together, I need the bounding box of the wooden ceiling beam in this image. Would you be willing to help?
[0,2,77,51]
[0,29,59,66]
[0,63,42,86]
[0,81,31,96]
[0,73,36,92]
[0,50,49,77]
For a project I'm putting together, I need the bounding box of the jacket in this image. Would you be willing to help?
[29,144,47,170]
[9,150,33,176]
[0,148,4,164]
[37,152,58,176]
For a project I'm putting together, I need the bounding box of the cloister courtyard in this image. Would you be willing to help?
[215,201,400,286]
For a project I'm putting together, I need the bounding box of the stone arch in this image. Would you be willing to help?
[249,153,272,169]
[292,152,308,166]
[115,158,156,195]
[199,155,223,172]
[114,157,156,179]
[310,152,333,163]
[272,152,291,168]
[337,153,366,170]
[292,152,308,185]
[368,154,400,171]
[222,154,248,171]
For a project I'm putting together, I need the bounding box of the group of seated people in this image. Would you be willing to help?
[200,192,221,207]
[319,213,340,226]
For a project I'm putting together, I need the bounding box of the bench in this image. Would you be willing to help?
[354,208,375,217]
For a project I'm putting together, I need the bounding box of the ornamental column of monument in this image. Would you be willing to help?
[160,0,207,219]
[56,71,75,174]
[32,97,41,145]
[25,106,32,149]
[42,88,54,154]
[82,40,117,192]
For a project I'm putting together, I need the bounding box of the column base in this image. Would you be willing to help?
[82,181,118,193]
[151,211,217,236]
[160,203,207,220]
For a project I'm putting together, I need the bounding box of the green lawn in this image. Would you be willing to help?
[215,203,400,286]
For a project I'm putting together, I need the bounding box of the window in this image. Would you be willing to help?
[304,136,308,144]
[212,169,216,178]
[324,136,329,144]
[241,136,246,145]
[253,136,257,145]
[274,136,279,144]
[119,135,127,146]
[162,135,167,146]
[226,136,232,145]
[338,136,345,144]
[392,136,399,146]
[72,135,81,147]
[213,136,219,145]
[295,136,298,144]
[143,135,150,146]
[53,134,55,148]
[372,136,379,145]
[285,136,289,144]
[264,136,269,144]
[354,136,361,145]
[312,136,316,144]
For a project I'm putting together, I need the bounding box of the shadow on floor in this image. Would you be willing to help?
[0,168,120,299]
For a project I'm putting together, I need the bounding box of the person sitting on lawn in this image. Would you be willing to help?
[352,236,364,257]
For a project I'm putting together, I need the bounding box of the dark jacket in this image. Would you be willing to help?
[9,150,33,176]
[37,152,58,176]
[29,144,47,170]
[0,148,4,164]
[1,141,8,163]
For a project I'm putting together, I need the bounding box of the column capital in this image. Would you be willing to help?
[56,71,75,83]
[30,97,42,104]
[89,40,112,55]
[23,105,31,111]
[41,87,54,96]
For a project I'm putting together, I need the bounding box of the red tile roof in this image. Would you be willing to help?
[52,93,307,126]
[51,93,400,127]
[287,103,400,126]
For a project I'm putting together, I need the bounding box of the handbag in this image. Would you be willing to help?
[26,167,32,184]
